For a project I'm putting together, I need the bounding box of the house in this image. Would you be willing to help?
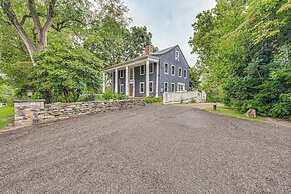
[102,45,190,97]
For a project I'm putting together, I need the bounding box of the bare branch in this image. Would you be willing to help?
[20,14,31,25]
[20,13,46,25]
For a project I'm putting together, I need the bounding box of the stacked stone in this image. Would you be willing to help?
[13,100,45,127]
[14,99,145,127]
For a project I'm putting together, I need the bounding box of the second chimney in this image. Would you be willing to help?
[145,45,154,55]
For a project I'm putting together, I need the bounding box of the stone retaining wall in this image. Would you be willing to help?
[14,99,145,127]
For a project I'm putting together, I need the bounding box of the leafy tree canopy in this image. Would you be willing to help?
[0,0,155,102]
[189,0,291,119]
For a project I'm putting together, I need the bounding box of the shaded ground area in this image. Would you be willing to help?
[0,105,290,193]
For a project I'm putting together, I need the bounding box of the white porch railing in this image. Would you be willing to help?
[163,90,207,104]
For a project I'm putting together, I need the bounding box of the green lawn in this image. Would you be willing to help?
[0,105,14,129]
[205,106,265,122]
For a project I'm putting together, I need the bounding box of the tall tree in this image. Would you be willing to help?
[189,0,291,119]
[1,0,57,64]
[0,0,131,65]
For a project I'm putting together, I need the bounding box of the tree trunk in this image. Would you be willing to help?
[38,29,47,51]
[2,0,57,65]
[2,1,37,65]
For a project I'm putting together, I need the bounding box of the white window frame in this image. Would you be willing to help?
[149,81,154,93]
[164,63,169,74]
[171,83,175,92]
[183,69,187,79]
[164,82,169,93]
[175,51,180,61]
[140,82,145,93]
[177,83,185,92]
[178,67,182,77]
[129,68,134,80]
[171,65,175,76]
[149,64,154,74]
[120,84,124,93]
[120,70,124,78]
[140,65,145,75]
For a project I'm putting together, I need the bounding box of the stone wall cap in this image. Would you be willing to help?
[14,99,46,103]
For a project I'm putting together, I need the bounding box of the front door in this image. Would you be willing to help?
[129,83,134,97]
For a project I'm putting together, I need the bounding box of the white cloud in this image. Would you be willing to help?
[123,0,216,66]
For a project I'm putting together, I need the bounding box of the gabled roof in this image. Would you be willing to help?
[151,45,190,68]
[150,45,177,56]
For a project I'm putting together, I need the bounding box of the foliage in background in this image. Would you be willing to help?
[84,18,152,67]
[30,44,103,103]
[189,67,200,90]
[189,0,291,119]
[0,84,14,104]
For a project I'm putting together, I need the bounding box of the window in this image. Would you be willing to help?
[120,70,124,78]
[177,83,185,92]
[171,83,175,92]
[140,65,145,75]
[178,67,182,77]
[129,68,134,80]
[120,84,124,93]
[175,51,180,61]
[140,82,145,93]
[164,63,169,74]
[171,65,175,76]
[149,64,154,74]
[164,82,168,93]
[149,81,153,93]
[183,69,187,79]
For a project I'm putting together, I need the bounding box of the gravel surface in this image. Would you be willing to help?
[0,104,290,193]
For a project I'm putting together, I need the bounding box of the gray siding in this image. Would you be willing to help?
[156,45,190,96]
[134,63,157,97]
[111,45,190,97]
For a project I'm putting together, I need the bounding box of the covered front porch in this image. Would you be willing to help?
[102,55,160,97]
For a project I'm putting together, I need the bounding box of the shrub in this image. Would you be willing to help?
[102,92,128,100]
[270,93,291,120]
[191,98,197,103]
[79,94,97,102]
[143,97,162,104]
[79,92,128,102]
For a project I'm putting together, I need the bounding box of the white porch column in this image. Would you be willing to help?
[146,60,150,97]
[112,72,114,93]
[115,69,118,93]
[155,63,159,97]
[125,66,129,96]
[102,71,106,93]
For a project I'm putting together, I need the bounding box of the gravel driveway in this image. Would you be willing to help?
[0,104,290,193]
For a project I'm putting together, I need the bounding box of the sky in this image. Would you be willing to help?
[123,0,216,66]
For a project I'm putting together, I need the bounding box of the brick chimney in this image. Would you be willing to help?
[145,45,154,55]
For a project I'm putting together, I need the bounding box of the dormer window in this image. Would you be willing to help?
[175,51,180,61]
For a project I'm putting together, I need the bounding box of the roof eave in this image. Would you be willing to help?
[104,55,159,71]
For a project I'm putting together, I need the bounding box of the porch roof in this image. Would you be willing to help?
[104,55,159,72]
